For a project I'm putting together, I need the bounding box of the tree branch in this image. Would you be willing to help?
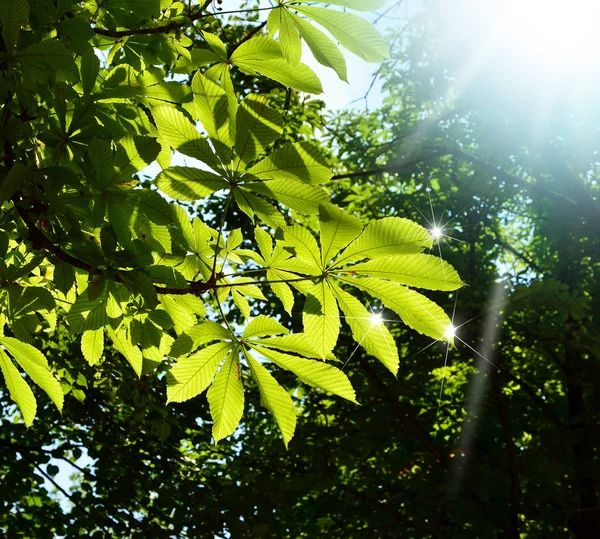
[93,7,273,38]
[331,146,579,213]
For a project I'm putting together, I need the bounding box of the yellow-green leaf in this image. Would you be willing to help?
[246,352,296,446]
[329,281,399,374]
[207,353,244,442]
[0,348,36,426]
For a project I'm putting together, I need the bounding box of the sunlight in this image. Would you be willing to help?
[371,312,383,326]
[503,0,600,70]
[444,325,456,340]
[430,226,443,240]
[445,0,600,83]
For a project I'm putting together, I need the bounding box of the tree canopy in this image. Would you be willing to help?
[1,1,599,538]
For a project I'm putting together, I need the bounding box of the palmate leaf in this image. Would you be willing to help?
[80,48,100,96]
[293,6,390,64]
[234,188,287,230]
[246,352,296,447]
[190,71,232,150]
[169,322,232,358]
[257,333,327,360]
[207,353,244,443]
[247,179,329,215]
[15,39,78,82]
[108,327,144,376]
[0,0,29,51]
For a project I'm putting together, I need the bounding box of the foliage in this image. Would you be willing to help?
[0,0,460,449]
[3,1,599,538]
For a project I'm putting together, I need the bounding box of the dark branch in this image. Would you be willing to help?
[93,7,272,38]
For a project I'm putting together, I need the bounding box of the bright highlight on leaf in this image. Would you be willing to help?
[430,227,443,239]
[371,312,383,326]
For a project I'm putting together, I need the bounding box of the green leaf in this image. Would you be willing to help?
[291,12,348,81]
[231,37,322,94]
[0,164,28,206]
[267,273,295,316]
[277,8,303,66]
[230,36,283,63]
[234,188,287,230]
[302,280,339,357]
[159,296,195,335]
[319,203,363,266]
[243,316,289,340]
[207,353,244,442]
[294,0,388,11]
[329,281,399,374]
[166,342,231,403]
[253,346,356,403]
[283,225,323,270]
[341,276,453,342]
[87,274,106,301]
[67,293,108,334]
[257,333,324,359]
[108,327,144,376]
[117,270,158,309]
[169,321,232,357]
[247,179,328,215]
[15,39,78,81]
[152,106,220,170]
[9,285,55,317]
[202,31,228,61]
[247,142,332,184]
[334,217,432,266]
[81,328,104,366]
[347,254,464,291]
[191,71,232,149]
[246,352,296,446]
[0,0,30,50]
[0,348,36,427]
[155,167,228,201]
[0,337,64,412]
[294,6,390,63]
[147,266,188,288]
[117,137,162,178]
[235,95,283,165]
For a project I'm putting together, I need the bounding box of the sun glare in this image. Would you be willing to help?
[430,227,443,240]
[445,325,456,340]
[371,312,383,326]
